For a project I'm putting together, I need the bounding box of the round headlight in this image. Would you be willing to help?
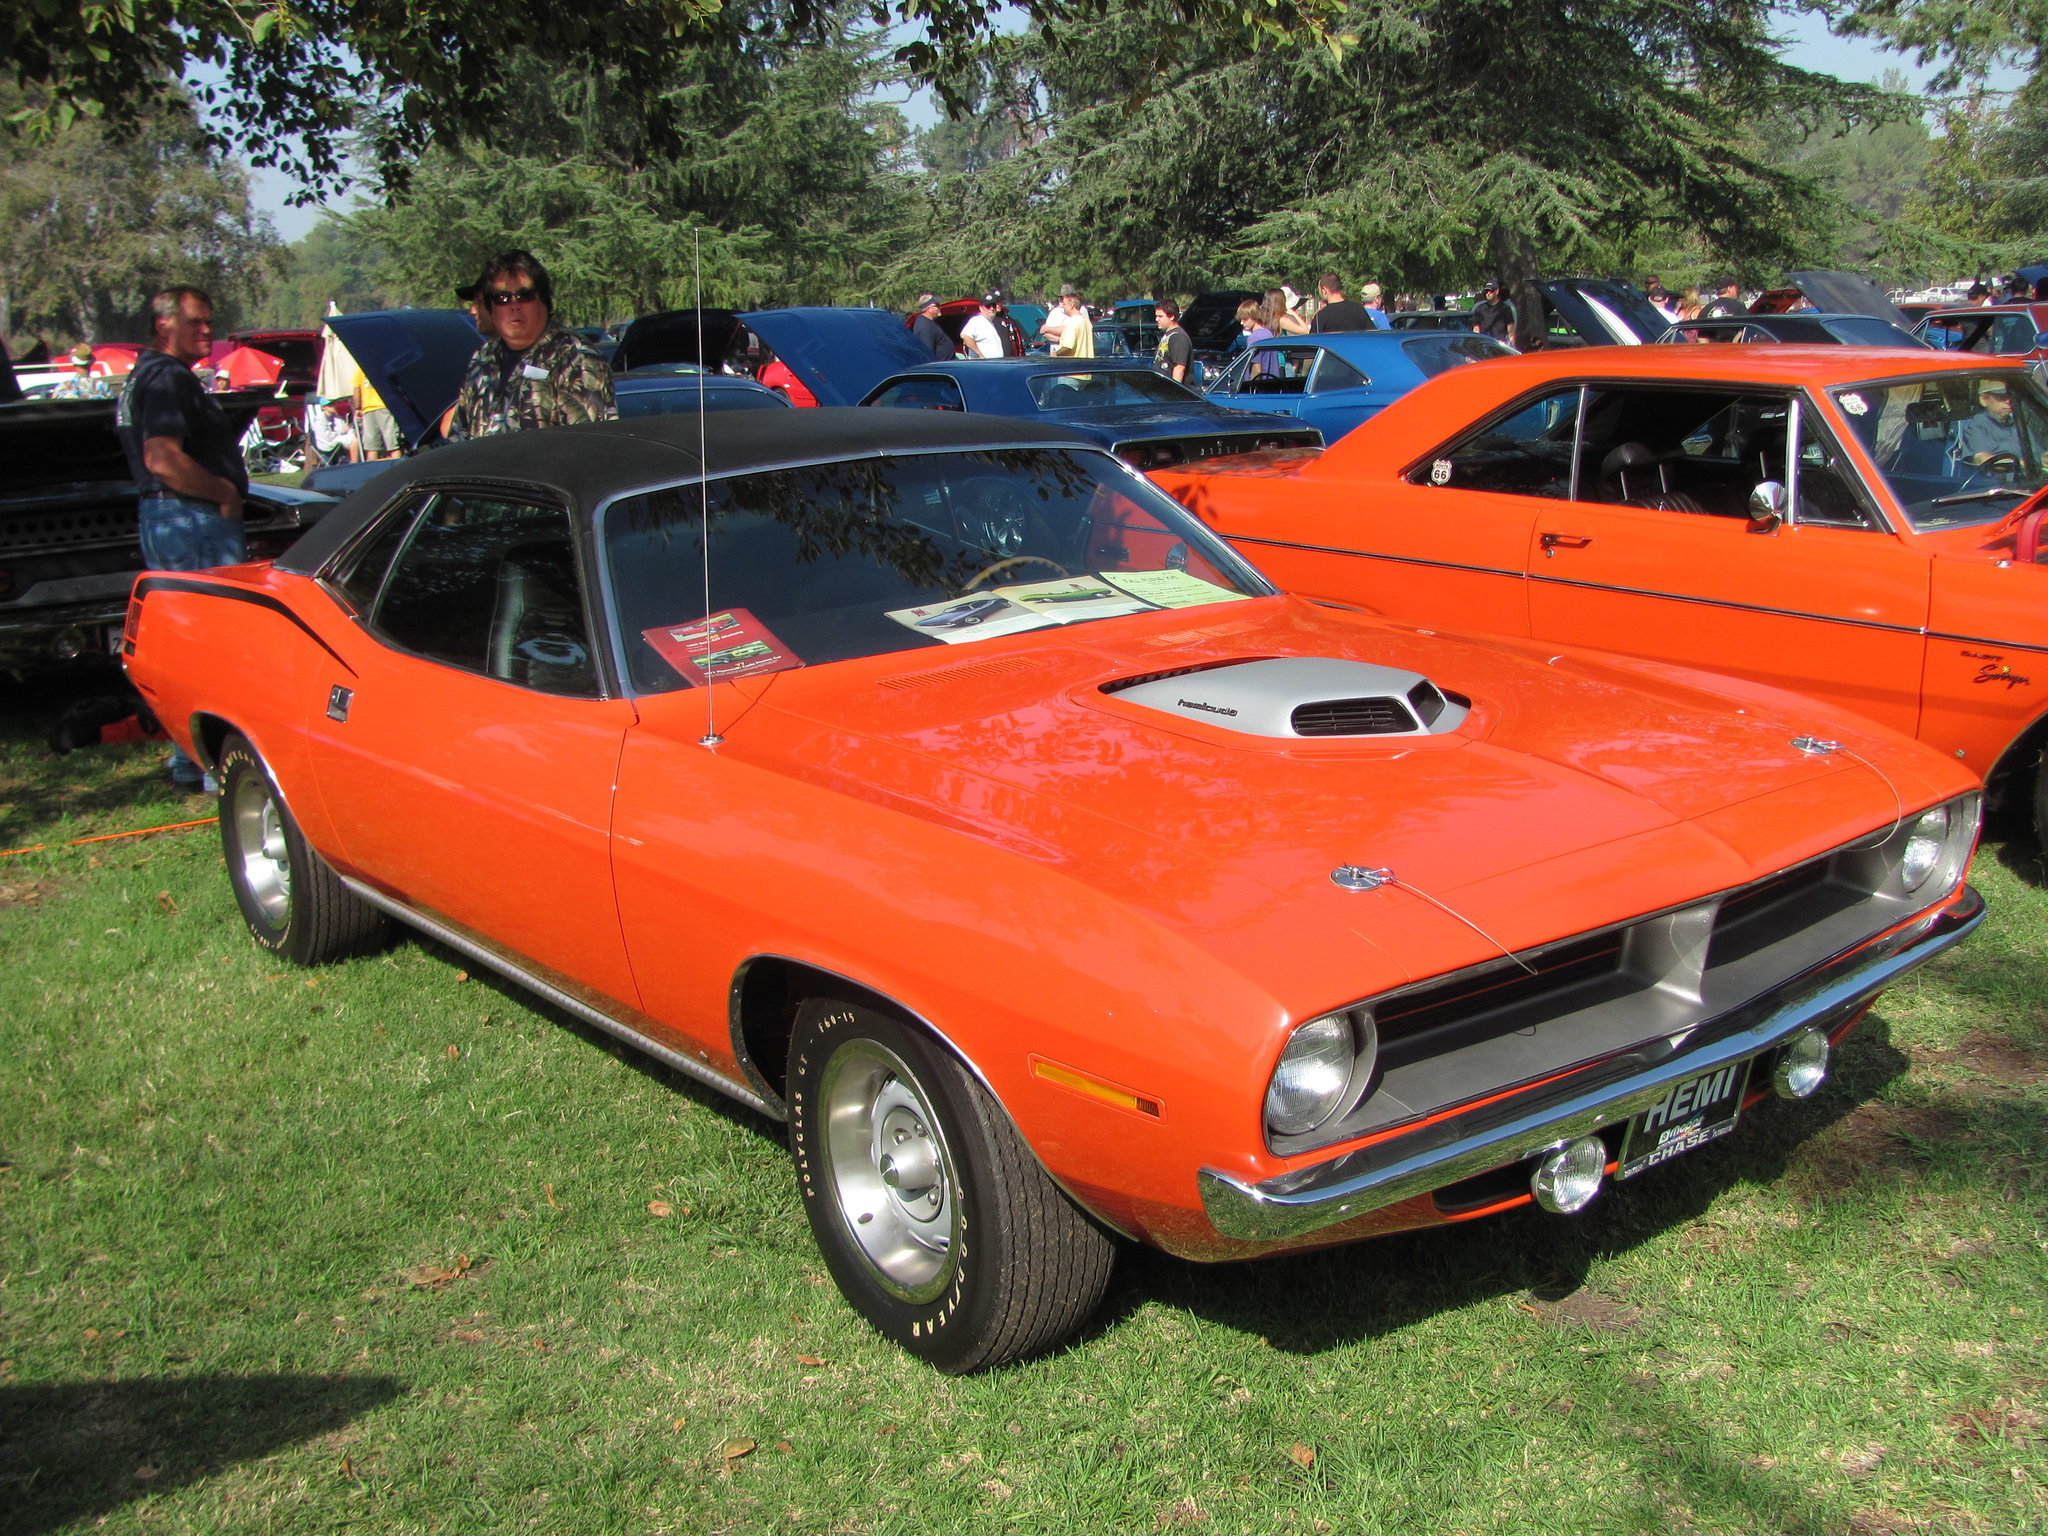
[1265,1011,1371,1137]
[1772,1027,1830,1100]
[1900,804,1950,892]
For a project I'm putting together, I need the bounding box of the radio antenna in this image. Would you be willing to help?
[695,225,721,747]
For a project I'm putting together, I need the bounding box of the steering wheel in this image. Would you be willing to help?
[959,555,1069,592]
[1983,451,2023,474]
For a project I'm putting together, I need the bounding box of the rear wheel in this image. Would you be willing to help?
[218,733,386,964]
[786,998,1114,1372]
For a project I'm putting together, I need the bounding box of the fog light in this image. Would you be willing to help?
[50,627,84,660]
[1530,1135,1607,1214]
[1772,1028,1830,1100]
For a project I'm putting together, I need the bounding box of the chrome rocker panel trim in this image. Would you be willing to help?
[1198,887,1985,1243]
[340,877,777,1119]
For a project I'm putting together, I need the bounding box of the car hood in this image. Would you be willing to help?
[611,309,746,374]
[738,307,937,406]
[1033,401,1306,440]
[1540,279,1666,343]
[0,392,270,497]
[1765,271,1915,329]
[708,599,1954,992]
[324,309,483,446]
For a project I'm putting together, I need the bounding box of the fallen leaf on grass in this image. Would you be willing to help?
[795,1354,826,1367]
[722,1438,756,1461]
[448,1330,485,1345]
[1287,1442,1316,1469]
[445,1044,460,1060]
[544,1184,560,1209]
[133,1465,159,1482]
[155,889,178,913]
[775,1440,793,1453]
[339,1454,356,1481]
[403,1253,478,1290]
[670,1417,686,1433]
[878,1424,897,1436]
[454,970,469,983]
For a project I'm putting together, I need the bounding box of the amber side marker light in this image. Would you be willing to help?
[1031,1057,1162,1118]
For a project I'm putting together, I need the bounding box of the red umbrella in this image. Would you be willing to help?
[88,344,141,377]
[216,345,285,389]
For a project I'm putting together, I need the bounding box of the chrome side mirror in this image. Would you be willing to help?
[2034,331,2048,350]
[1748,480,1789,533]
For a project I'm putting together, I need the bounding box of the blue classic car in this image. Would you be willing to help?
[858,358,1322,468]
[1200,330,1515,443]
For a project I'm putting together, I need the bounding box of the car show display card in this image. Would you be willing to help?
[644,608,804,685]
[992,576,1158,623]
[884,594,1059,644]
[1101,569,1253,609]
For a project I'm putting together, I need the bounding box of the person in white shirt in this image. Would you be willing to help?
[961,293,1008,359]
[1040,284,1094,356]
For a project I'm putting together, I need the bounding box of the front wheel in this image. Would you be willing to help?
[218,733,386,964]
[786,998,1114,1372]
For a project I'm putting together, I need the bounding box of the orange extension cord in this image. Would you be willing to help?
[0,816,217,859]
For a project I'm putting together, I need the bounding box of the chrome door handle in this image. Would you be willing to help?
[327,685,353,722]
[1540,532,1593,557]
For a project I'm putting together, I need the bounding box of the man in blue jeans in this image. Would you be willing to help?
[115,286,248,792]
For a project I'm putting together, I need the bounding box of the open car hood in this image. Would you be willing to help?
[324,309,483,447]
[1754,271,1914,329]
[1540,279,1666,344]
[611,309,747,373]
[738,308,936,407]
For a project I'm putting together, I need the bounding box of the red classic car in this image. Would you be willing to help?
[1154,345,2048,840]
[125,409,1982,1370]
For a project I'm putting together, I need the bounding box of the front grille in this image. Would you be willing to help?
[1290,696,1417,736]
[0,496,138,556]
[1376,930,1627,1048]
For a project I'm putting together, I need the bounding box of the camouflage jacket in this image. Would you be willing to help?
[447,325,617,441]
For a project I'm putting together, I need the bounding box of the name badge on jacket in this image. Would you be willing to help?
[522,364,549,381]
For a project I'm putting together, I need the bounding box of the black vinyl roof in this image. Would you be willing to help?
[277,407,1093,575]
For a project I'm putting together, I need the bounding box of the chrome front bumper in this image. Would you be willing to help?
[1197,887,1984,1243]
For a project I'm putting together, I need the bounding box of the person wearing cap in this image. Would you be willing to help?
[1957,379,2021,466]
[1360,282,1390,329]
[1310,274,1370,333]
[1470,279,1515,341]
[1700,278,1749,319]
[909,295,953,359]
[447,250,615,441]
[439,272,501,438]
[961,292,1007,360]
[51,343,112,399]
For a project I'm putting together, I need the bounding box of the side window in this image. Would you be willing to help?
[1308,352,1368,393]
[867,377,966,411]
[370,493,598,695]
[1410,386,1581,497]
[1992,314,2038,355]
[1402,335,1508,378]
[330,497,426,612]
[1581,387,1787,518]
[1796,420,1881,530]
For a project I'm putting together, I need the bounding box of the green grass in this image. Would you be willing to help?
[2,671,2045,1535]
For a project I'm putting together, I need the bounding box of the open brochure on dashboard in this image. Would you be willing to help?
[885,572,1247,644]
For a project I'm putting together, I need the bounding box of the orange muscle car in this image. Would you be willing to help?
[1154,346,2048,838]
[125,410,1983,1371]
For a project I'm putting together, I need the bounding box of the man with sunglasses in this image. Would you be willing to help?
[446,251,615,441]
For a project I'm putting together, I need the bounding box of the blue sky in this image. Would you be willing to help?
[246,13,2019,242]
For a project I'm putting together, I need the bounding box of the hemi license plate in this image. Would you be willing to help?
[1617,1058,1752,1180]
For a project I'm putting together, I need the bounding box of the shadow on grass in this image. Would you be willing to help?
[0,662,192,849]
[0,1371,403,1535]
[1099,1013,1921,1361]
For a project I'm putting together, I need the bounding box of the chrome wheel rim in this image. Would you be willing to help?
[230,773,292,927]
[818,1039,958,1303]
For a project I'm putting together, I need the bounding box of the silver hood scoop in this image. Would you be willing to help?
[1107,657,1469,739]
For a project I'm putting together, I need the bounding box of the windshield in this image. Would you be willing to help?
[1833,372,2048,528]
[1026,370,1201,409]
[602,447,1273,693]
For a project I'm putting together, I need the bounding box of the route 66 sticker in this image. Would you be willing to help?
[1430,459,1452,485]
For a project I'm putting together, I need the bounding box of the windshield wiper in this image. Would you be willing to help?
[1929,487,2032,507]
